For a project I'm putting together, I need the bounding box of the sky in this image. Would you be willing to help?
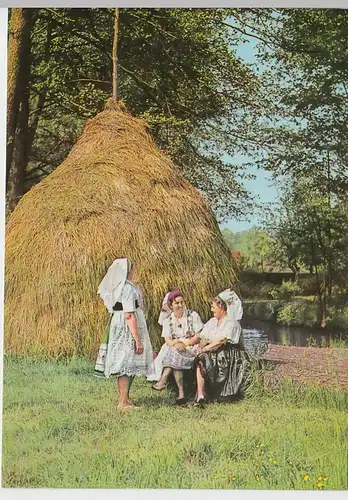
[219,32,279,234]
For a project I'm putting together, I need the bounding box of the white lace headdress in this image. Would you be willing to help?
[98,258,130,313]
[218,289,243,323]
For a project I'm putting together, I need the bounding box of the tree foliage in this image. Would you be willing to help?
[250,9,348,199]
[8,7,267,220]
[222,227,274,271]
[243,8,348,302]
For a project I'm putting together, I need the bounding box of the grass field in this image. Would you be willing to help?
[2,355,348,490]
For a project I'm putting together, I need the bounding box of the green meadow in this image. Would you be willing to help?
[2,355,348,490]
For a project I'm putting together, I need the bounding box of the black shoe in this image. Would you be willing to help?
[193,397,206,407]
[152,384,166,392]
[186,399,196,406]
[174,398,187,406]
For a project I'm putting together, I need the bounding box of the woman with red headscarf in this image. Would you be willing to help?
[148,289,203,405]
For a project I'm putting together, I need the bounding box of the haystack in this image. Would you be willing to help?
[5,100,238,359]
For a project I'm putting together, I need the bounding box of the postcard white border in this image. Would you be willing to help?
[1,2,347,500]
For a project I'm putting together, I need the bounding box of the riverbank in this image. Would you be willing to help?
[261,345,348,388]
[244,298,348,332]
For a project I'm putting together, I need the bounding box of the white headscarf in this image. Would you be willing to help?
[218,289,243,323]
[98,258,130,313]
[158,292,171,325]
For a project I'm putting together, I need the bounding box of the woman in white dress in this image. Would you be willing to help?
[94,258,154,409]
[185,289,250,406]
[148,290,203,404]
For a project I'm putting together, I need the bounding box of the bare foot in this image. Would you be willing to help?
[118,399,141,409]
[117,403,140,410]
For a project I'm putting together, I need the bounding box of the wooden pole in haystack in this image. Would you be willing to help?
[112,8,119,102]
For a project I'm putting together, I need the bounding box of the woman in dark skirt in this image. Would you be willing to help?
[185,289,251,406]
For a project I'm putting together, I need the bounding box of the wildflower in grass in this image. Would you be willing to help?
[303,475,310,481]
[316,476,327,489]
[255,474,261,481]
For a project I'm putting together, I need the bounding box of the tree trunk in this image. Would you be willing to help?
[6,8,33,193]
[7,9,35,210]
[327,262,333,298]
[289,258,300,284]
[321,272,327,328]
[8,76,30,210]
[112,8,119,101]
[315,265,327,328]
[27,19,52,159]
[294,267,299,285]
[326,150,333,299]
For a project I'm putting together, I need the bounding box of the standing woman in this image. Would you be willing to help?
[94,258,154,409]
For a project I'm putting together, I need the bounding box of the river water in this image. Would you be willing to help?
[242,318,348,351]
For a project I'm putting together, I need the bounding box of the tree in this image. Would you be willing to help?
[221,228,237,249]
[242,8,348,307]
[265,178,348,325]
[249,9,348,202]
[6,8,35,199]
[112,8,119,101]
[9,7,266,220]
[222,227,274,271]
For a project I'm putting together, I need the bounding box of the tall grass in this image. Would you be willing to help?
[2,355,348,490]
[306,335,347,348]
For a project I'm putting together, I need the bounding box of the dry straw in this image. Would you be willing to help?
[5,100,237,359]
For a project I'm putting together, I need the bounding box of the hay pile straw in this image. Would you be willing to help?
[5,100,237,359]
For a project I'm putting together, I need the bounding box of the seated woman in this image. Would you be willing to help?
[148,289,203,404]
[185,289,250,406]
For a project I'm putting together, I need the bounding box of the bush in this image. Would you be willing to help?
[328,291,348,308]
[240,281,268,299]
[244,296,348,331]
[299,276,318,295]
[240,281,300,300]
[244,300,284,321]
[325,306,348,330]
[266,280,303,301]
[259,283,277,299]
[277,301,318,327]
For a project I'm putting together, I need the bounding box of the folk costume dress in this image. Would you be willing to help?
[94,258,154,379]
[147,306,204,382]
[195,289,251,401]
